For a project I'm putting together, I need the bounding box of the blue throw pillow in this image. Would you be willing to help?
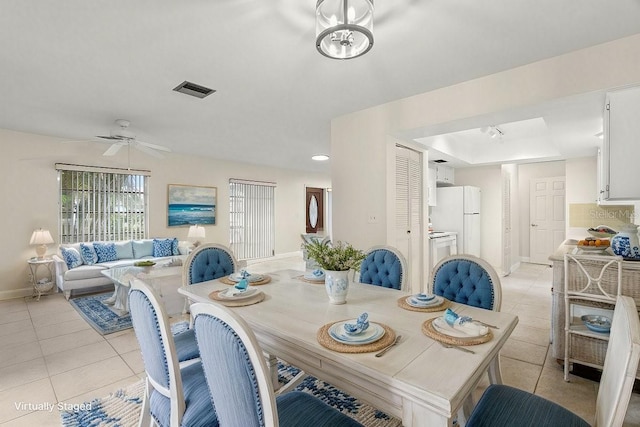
[94,242,118,263]
[79,243,98,265]
[132,240,154,258]
[60,247,83,269]
[153,238,174,257]
[171,238,180,256]
[114,241,134,259]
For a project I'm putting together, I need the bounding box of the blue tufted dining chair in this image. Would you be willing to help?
[359,245,408,291]
[467,295,640,427]
[191,302,363,427]
[128,279,218,427]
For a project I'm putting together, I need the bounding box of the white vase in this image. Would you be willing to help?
[324,270,350,304]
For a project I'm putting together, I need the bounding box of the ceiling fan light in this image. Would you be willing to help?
[316,0,374,60]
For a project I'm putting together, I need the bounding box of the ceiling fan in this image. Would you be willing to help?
[96,119,171,158]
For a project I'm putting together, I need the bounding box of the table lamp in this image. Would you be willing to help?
[188,224,205,248]
[30,228,54,259]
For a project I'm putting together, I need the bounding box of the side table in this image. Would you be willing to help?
[27,258,55,301]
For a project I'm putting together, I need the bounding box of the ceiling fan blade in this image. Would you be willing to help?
[136,140,171,152]
[96,135,122,141]
[103,143,125,156]
[134,143,164,158]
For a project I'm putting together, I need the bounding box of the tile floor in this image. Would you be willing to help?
[0,256,638,426]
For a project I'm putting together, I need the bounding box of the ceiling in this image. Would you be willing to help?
[2,1,640,173]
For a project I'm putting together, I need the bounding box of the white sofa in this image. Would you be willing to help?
[52,238,188,299]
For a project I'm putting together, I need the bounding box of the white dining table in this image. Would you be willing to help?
[178,269,518,427]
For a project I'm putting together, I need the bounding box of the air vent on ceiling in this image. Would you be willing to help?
[173,81,216,99]
[433,159,448,163]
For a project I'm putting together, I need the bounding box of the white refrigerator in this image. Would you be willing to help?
[430,186,481,256]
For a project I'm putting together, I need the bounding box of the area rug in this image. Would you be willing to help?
[69,292,132,335]
[61,362,402,427]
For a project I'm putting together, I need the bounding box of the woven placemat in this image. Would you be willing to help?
[397,296,451,312]
[294,275,326,284]
[208,290,265,306]
[317,321,396,354]
[220,275,271,286]
[422,318,493,346]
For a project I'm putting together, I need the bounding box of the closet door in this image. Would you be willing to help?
[395,145,423,291]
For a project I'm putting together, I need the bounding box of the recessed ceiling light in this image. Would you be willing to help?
[312,154,330,161]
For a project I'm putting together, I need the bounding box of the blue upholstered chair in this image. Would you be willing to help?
[359,245,408,291]
[129,280,218,427]
[467,295,640,427]
[182,243,238,313]
[191,302,363,427]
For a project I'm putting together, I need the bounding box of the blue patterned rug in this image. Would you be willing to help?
[69,292,132,335]
[61,361,402,426]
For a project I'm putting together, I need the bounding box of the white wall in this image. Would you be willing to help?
[0,128,330,298]
[565,156,599,239]
[331,34,640,263]
[517,161,566,259]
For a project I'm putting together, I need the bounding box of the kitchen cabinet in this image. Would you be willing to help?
[427,167,437,206]
[599,86,640,203]
[435,164,454,186]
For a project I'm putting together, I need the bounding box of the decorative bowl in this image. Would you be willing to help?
[581,315,611,333]
[134,260,156,267]
[587,225,617,238]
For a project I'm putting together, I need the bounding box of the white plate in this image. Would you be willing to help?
[228,273,265,283]
[329,321,385,345]
[218,287,258,300]
[577,245,609,252]
[406,295,444,308]
[304,272,325,280]
[432,317,488,338]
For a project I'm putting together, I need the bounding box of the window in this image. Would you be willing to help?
[229,179,276,260]
[56,163,150,243]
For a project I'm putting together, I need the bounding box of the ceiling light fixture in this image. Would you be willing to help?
[316,0,374,60]
[481,126,504,139]
[312,154,330,161]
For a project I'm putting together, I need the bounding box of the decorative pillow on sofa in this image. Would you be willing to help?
[153,238,175,257]
[172,238,180,256]
[94,242,118,263]
[79,243,98,265]
[114,241,134,259]
[60,247,84,269]
[132,240,154,258]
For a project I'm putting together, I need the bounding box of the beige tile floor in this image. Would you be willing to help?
[0,256,638,426]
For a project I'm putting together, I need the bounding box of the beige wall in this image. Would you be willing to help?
[0,128,329,299]
[332,34,640,269]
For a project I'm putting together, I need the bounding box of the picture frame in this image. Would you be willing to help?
[167,184,217,226]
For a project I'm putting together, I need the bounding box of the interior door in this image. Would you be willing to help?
[530,177,565,265]
[395,145,423,291]
[305,187,324,233]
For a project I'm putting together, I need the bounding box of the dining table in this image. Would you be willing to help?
[178,269,518,427]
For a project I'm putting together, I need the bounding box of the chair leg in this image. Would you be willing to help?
[275,370,307,395]
[487,354,503,384]
[138,378,152,427]
[266,354,280,390]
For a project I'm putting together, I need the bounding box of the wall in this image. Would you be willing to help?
[517,161,566,259]
[0,128,330,299]
[331,34,640,261]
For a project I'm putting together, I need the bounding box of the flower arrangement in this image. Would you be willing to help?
[304,240,366,271]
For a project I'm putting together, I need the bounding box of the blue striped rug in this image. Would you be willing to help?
[69,292,132,335]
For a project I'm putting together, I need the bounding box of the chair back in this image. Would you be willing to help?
[192,302,277,427]
[430,254,501,311]
[129,279,185,425]
[595,295,640,426]
[183,243,238,286]
[359,246,407,291]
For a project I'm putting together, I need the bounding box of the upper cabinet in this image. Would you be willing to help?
[435,164,455,187]
[599,86,640,203]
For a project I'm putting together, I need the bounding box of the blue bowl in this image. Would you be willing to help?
[581,315,611,333]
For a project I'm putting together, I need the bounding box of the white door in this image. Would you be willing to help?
[530,177,566,265]
[395,145,423,291]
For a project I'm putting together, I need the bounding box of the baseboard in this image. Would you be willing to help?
[521,256,531,263]
[0,287,34,301]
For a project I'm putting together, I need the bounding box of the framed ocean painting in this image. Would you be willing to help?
[167,184,216,226]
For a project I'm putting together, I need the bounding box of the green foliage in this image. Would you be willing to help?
[304,240,366,271]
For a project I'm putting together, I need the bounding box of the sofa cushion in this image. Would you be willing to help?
[79,243,98,265]
[132,240,154,258]
[172,238,180,256]
[94,242,118,263]
[64,264,109,281]
[60,247,84,269]
[114,241,134,259]
[153,238,175,257]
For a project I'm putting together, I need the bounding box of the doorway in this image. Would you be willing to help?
[305,187,324,234]
[529,176,566,265]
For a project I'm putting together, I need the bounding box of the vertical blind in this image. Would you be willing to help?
[56,163,150,243]
[229,179,276,260]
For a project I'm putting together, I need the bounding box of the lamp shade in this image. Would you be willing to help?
[30,229,54,259]
[316,0,374,60]
[188,225,206,240]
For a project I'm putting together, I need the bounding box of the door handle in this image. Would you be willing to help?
[531,224,538,227]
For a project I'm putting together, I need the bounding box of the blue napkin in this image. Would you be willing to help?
[344,312,369,334]
[235,278,249,291]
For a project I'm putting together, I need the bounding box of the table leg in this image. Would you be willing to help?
[112,283,130,313]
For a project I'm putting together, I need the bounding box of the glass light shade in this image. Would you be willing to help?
[316,0,374,60]
[30,229,54,259]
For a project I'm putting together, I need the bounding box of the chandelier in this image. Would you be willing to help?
[316,0,374,60]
